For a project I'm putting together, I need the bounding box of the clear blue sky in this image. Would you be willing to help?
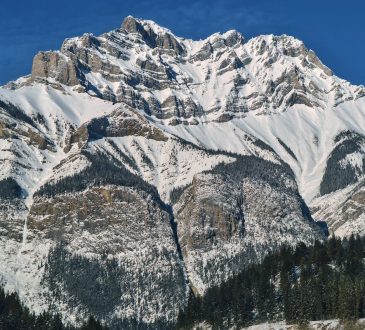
[0,0,364,85]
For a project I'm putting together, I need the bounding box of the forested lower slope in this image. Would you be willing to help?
[176,235,365,329]
[0,287,107,330]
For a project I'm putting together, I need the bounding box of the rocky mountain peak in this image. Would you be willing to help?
[121,15,146,34]
[121,15,171,36]
[203,29,245,48]
[120,15,185,54]
[26,16,364,122]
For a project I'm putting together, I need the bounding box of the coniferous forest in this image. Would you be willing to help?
[0,288,107,330]
[176,235,365,329]
[2,235,365,329]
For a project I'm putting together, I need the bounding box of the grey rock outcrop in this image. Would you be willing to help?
[173,156,323,293]
[31,51,79,86]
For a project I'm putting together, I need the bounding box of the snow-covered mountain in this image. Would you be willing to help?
[0,16,364,327]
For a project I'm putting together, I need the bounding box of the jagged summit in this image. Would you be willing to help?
[121,15,174,36]
[23,16,364,126]
[120,15,245,46]
[120,15,185,53]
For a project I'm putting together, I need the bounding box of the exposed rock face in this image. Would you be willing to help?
[121,16,185,54]
[26,185,187,325]
[174,157,323,294]
[31,51,79,86]
[66,104,168,151]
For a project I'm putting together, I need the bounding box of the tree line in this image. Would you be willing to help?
[176,235,365,329]
[0,287,107,330]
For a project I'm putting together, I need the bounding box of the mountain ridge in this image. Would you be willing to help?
[0,16,364,327]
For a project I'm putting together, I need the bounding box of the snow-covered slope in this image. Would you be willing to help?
[0,15,364,327]
[12,15,365,220]
[0,84,117,201]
